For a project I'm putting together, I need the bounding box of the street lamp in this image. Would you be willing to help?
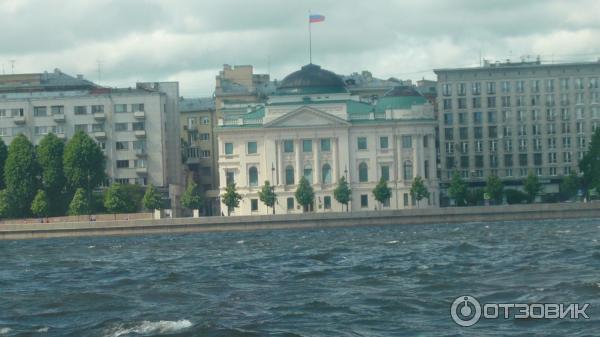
[271,162,276,214]
[344,165,348,179]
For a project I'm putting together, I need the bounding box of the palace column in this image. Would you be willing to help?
[277,139,283,186]
[313,138,320,185]
[295,139,301,184]
[332,137,339,182]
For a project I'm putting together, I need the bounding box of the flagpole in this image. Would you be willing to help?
[308,11,312,64]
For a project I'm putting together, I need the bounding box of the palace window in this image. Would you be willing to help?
[322,164,332,184]
[403,161,413,180]
[248,166,258,187]
[359,162,368,182]
[285,166,295,185]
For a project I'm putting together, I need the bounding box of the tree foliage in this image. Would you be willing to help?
[466,188,484,206]
[372,178,392,208]
[295,176,315,212]
[505,189,528,205]
[448,171,468,206]
[485,174,504,204]
[523,172,543,203]
[104,184,134,214]
[258,180,276,214]
[63,131,105,192]
[333,176,352,211]
[580,128,600,193]
[143,184,164,210]
[0,190,9,218]
[222,183,242,216]
[181,182,204,210]
[37,133,66,215]
[410,176,430,206]
[559,171,580,201]
[68,188,90,216]
[0,139,7,189]
[4,134,38,217]
[31,190,50,217]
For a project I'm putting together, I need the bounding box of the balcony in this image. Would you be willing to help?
[134,130,146,138]
[136,167,148,175]
[13,116,25,124]
[94,131,106,139]
[56,133,66,139]
[53,114,65,122]
[134,111,145,119]
[93,112,106,120]
[135,148,147,157]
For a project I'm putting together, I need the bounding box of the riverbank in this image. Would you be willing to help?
[1,202,599,240]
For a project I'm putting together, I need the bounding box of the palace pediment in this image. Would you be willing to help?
[263,106,350,129]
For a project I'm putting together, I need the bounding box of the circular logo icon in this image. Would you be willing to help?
[451,295,482,327]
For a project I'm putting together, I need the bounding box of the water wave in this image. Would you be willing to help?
[108,319,192,337]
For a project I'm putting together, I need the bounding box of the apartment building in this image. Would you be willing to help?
[0,69,183,210]
[434,60,600,199]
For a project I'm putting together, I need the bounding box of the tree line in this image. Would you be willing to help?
[0,131,205,219]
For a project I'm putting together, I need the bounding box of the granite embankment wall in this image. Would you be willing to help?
[1,202,599,240]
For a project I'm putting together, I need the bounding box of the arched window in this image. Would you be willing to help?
[285,166,295,185]
[248,166,258,187]
[403,160,413,180]
[359,162,368,182]
[322,164,332,184]
[304,164,313,184]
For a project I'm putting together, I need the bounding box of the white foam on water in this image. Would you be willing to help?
[417,265,429,270]
[109,319,192,337]
[236,240,245,244]
[386,240,399,244]
[556,230,571,234]
[0,328,12,335]
[88,245,95,249]
[36,327,49,333]
[485,225,490,229]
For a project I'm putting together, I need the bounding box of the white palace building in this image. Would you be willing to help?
[216,64,439,215]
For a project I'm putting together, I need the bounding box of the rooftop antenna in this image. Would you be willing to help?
[9,60,15,74]
[97,60,103,82]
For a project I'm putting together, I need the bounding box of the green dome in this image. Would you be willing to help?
[277,64,347,95]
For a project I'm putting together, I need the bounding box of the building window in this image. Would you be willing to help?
[74,106,87,115]
[358,162,368,182]
[357,137,367,150]
[321,138,331,152]
[249,167,258,187]
[403,161,413,180]
[132,122,145,131]
[134,159,146,168]
[116,141,129,150]
[116,160,129,168]
[473,111,483,124]
[250,199,258,211]
[202,117,209,125]
[303,165,313,184]
[402,135,412,148]
[133,140,146,150]
[226,171,235,185]
[132,104,144,112]
[424,160,429,179]
[51,105,64,115]
[360,194,368,208]
[115,178,130,185]
[224,142,233,155]
[444,113,453,125]
[115,123,128,132]
[247,141,257,154]
[302,139,312,152]
[324,196,331,210]
[286,197,295,210]
[285,166,295,185]
[381,165,390,181]
[283,140,294,153]
[114,104,127,113]
[33,106,47,117]
[92,123,104,132]
[92,105,104,113]
[322,164,332,184]
[404,193,409,206]
[200,133,210,141]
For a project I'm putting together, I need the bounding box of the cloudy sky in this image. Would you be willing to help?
[1,0,599,97]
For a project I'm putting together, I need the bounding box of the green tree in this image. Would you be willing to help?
[448,171,468,206]
[258,180,276,214]
[181,182,204,210]
[30,190,49,217]
[37,133,66,215]
[4,134,39,217]
[579,128,600,195]
[64,131,105,212]
[559,171,580,201]
[120,184,145,213]
[372,178,392,209]
[143,184,163,210]
[485,174,504,204]
[0,190,9,218]
[466,188,484,206]
[523,172,543,203]
[410,176,430,207]
[295,176,315,212]
[0,139,7,189]
[104,184,133,216]
[222,183,242,216]
[68,188,90,216]
[333,176,352,212]
[504,189,528,205]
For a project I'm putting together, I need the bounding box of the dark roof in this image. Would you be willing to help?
[179,97,215,112]
[0,69,98,93]
[383,86,423,97]
[277,64,347,95]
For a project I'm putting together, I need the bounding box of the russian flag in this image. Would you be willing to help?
[309,14,325,23]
